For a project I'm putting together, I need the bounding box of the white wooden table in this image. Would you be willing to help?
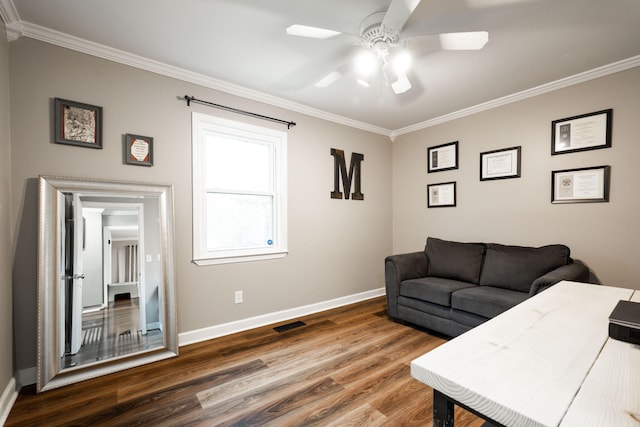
[410,281,640,427]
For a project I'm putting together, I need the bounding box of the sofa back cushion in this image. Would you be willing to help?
[425,237,486,284]
[479,243,570,292]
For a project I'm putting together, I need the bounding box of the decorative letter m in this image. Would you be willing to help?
[331,148,364,200]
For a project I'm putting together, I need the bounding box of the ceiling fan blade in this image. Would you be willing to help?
[314,62,354,88]
[382,0,422,32]
[439,31,489,50]
[286,24,341,39]
[315,70,343,87]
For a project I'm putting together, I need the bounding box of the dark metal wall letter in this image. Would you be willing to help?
[331,148,364,200]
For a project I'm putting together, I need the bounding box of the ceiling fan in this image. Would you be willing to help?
[286,0,489,94]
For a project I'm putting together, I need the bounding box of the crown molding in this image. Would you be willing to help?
[0,0,22,41]
[391,55,640,139]
[0,0,18,23]
[16,20,392,137]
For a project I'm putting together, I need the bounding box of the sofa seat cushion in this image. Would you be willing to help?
[479,243,570,292]
[425,237,486,284]
[451,286,529,319]
[400,277,477,307]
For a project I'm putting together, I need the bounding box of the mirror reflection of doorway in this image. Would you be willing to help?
[103,224,144,334]
[63,199,163,368]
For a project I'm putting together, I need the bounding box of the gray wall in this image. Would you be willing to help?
[9,38,392,371]
[392,68,640,289]
[0,19,15,400]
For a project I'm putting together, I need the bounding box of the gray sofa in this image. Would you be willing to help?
[385,237,590,337]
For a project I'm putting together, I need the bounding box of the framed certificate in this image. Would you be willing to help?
[551,165,610,203]
[124,133,154,166]
[427,141,458,173]
[427,182,456,208]
[480,146,521,181]
[551,109,612,155]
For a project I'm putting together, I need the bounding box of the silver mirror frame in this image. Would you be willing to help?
[37,176,178,392]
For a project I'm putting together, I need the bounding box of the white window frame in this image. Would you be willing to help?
[192,112,287,265]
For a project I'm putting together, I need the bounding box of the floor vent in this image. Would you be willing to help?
[274,321,306,333]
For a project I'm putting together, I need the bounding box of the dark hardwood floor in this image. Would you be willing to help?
[7,296,484,426]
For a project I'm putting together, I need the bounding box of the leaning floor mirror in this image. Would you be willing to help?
[37,176,178,392]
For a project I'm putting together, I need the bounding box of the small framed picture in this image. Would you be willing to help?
[480,146,521,181]
[551,165,610,204]
[551,109,612,155]
[428,141,458,173]
[427,182,456,208]
[124,134,153,166]
[54,98,103,149]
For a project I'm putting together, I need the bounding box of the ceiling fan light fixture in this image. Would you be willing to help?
[355,51,377,76]
[391,50,412,74]
[382,61,399,85]
[391,73,411,94]
[439,31,489,50]
[286,24,341,39]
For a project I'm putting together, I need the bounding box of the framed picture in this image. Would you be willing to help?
[54,98,103,149]
[124,133,154,166]
[427,182,456,208]
[551,165,610,204]
[480,146,521,181]
[428,141,458,173]
[551,109,612,155]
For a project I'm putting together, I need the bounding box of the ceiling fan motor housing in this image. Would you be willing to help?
[359,11,400,49]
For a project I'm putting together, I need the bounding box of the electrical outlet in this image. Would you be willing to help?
[234,290,243,304]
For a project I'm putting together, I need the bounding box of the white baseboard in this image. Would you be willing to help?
[178,287,386,346]
[0,377,18,426]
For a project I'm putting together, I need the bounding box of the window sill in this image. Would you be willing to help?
[193,250,288,266]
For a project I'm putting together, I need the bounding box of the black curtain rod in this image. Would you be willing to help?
[183,95,296,129]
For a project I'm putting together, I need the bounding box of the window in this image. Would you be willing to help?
[192,112,287,265]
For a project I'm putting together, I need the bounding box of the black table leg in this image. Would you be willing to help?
[433,389,454,427]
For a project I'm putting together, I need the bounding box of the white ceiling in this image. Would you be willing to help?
[2,0,640,135]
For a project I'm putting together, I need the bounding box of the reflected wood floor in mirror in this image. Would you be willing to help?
[7,297,483,426]
[65,297,163,368]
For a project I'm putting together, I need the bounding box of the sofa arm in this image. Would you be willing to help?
[385,251,429,318]
[529,260,590,296]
